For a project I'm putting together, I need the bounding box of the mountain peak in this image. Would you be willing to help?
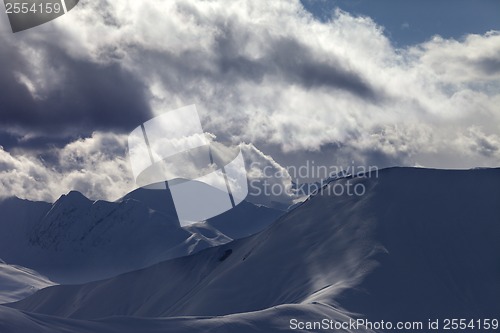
[53,191,92,208]
[64,191,89,200]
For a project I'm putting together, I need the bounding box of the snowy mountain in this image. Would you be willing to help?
[2,167,498,333]
[0,186,283,283]
[120,187,283,239]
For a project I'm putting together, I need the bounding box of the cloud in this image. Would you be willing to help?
[0,33,153,140]
[457,127,500,158]
[0,133,134,202]
[0,0,500,201]
[411,32,500,83]
[241,143,298,207]
[0,131,300,204]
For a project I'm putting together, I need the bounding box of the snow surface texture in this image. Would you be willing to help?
[0,187,282,283]
[1,167,499,332]
[0,262,55,304]
[0,303,374,333]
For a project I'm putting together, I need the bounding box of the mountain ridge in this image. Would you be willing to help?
[9,167,500,322]
[0,185,282,284]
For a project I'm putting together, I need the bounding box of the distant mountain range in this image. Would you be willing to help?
[0,186,283,285]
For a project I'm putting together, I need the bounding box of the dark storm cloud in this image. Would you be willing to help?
[212,24,381,101]
[132,8,381,104]
[0,41,152,140]
[476,57,500,75]
[213,5,381,100]
[473,135,498,157]
[0,131,19,150]
[0,0,380,150]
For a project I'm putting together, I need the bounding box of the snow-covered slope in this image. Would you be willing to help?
[0,187,282,283]
[9,167,500,325]
[0,260,55,304]
[0,303,374,333]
